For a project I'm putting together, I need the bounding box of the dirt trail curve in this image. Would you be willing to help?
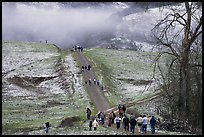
[75,51,111,112]
[75,51,162,114]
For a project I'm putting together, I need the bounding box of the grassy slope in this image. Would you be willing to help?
[83,48,168,107]
[2,41,91,134]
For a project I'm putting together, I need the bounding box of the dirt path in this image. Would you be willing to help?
[74,50,164,114]
[75,51,111,112]
[72,50,187,135]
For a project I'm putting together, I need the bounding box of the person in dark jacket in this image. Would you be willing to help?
[101,112,105,126]
[150,115,157,134]
[89,119,93,131]
[122,115,129,131]
[112,111,116,124]
[45,122,50,134]
[86,108,91,120]
[130,117,137,134]
[87,64,91,71]
[122,105,126,115]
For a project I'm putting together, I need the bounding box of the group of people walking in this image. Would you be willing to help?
[86,106,158,134]
[81,64,91,72]
[82,64,103,89]
[85,78,101,86]
[73,45,83,52]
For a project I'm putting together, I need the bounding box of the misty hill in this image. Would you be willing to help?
[2,2,183,50]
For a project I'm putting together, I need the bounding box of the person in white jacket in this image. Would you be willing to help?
[92,118,99,131]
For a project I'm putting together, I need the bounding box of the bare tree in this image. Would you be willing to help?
[151,2,202,131]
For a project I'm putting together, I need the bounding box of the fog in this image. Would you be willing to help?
[2,2,124,49]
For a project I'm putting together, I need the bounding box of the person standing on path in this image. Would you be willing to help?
[141,115,148,134]
[44,122,50,134]
[112,111,116,124]
[122,105,126,116]
[86,108,92,120]
[89,78,92,85]
[89,119,93,131]
[150,115,157,134]
[87,64,91,71]
[101,112,105,127]
[130,116,137,134]
[92,118,99,131]
[118,104,123,118]
[136,114,143,133]
[115,115,121,129]
[108,112,113,127]
[122,115,130,132]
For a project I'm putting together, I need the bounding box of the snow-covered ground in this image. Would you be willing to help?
[2,41,91,135]
[84,48,164,104]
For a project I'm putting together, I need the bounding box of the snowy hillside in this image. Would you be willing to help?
[2,41,91,134]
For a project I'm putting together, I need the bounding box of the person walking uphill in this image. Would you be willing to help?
[112,111,116,124]
[89,119,93,131]
[92,118,99,131]
[130,116,137,134]
[150,115,157,134]
[136,114,143,133]
[122,105,126,115]
[141,115,148,134]
[86,108,91,120]
[115,115,121,129]
[122,115,130,132]
[44,122,50,134]
[108,112,113,127]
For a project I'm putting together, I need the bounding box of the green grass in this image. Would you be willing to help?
[83,48,169,106]
[2,41,91,134]
[2,40,60,53]
[2,92,90,134]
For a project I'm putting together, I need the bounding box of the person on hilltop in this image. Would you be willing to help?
[81,47,83,52]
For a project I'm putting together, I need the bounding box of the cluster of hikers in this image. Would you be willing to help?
[81,64,91,72]
[72,45,83,52]
[85,78,101,86]
[81,64,103,89]
[86,105,160,134]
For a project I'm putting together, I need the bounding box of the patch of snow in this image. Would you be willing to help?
[3,84,36,97]
[113,2,129,9]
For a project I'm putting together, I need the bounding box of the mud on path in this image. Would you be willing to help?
[75,51,111,112]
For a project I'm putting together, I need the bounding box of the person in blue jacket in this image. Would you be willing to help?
[150,115,157,134]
